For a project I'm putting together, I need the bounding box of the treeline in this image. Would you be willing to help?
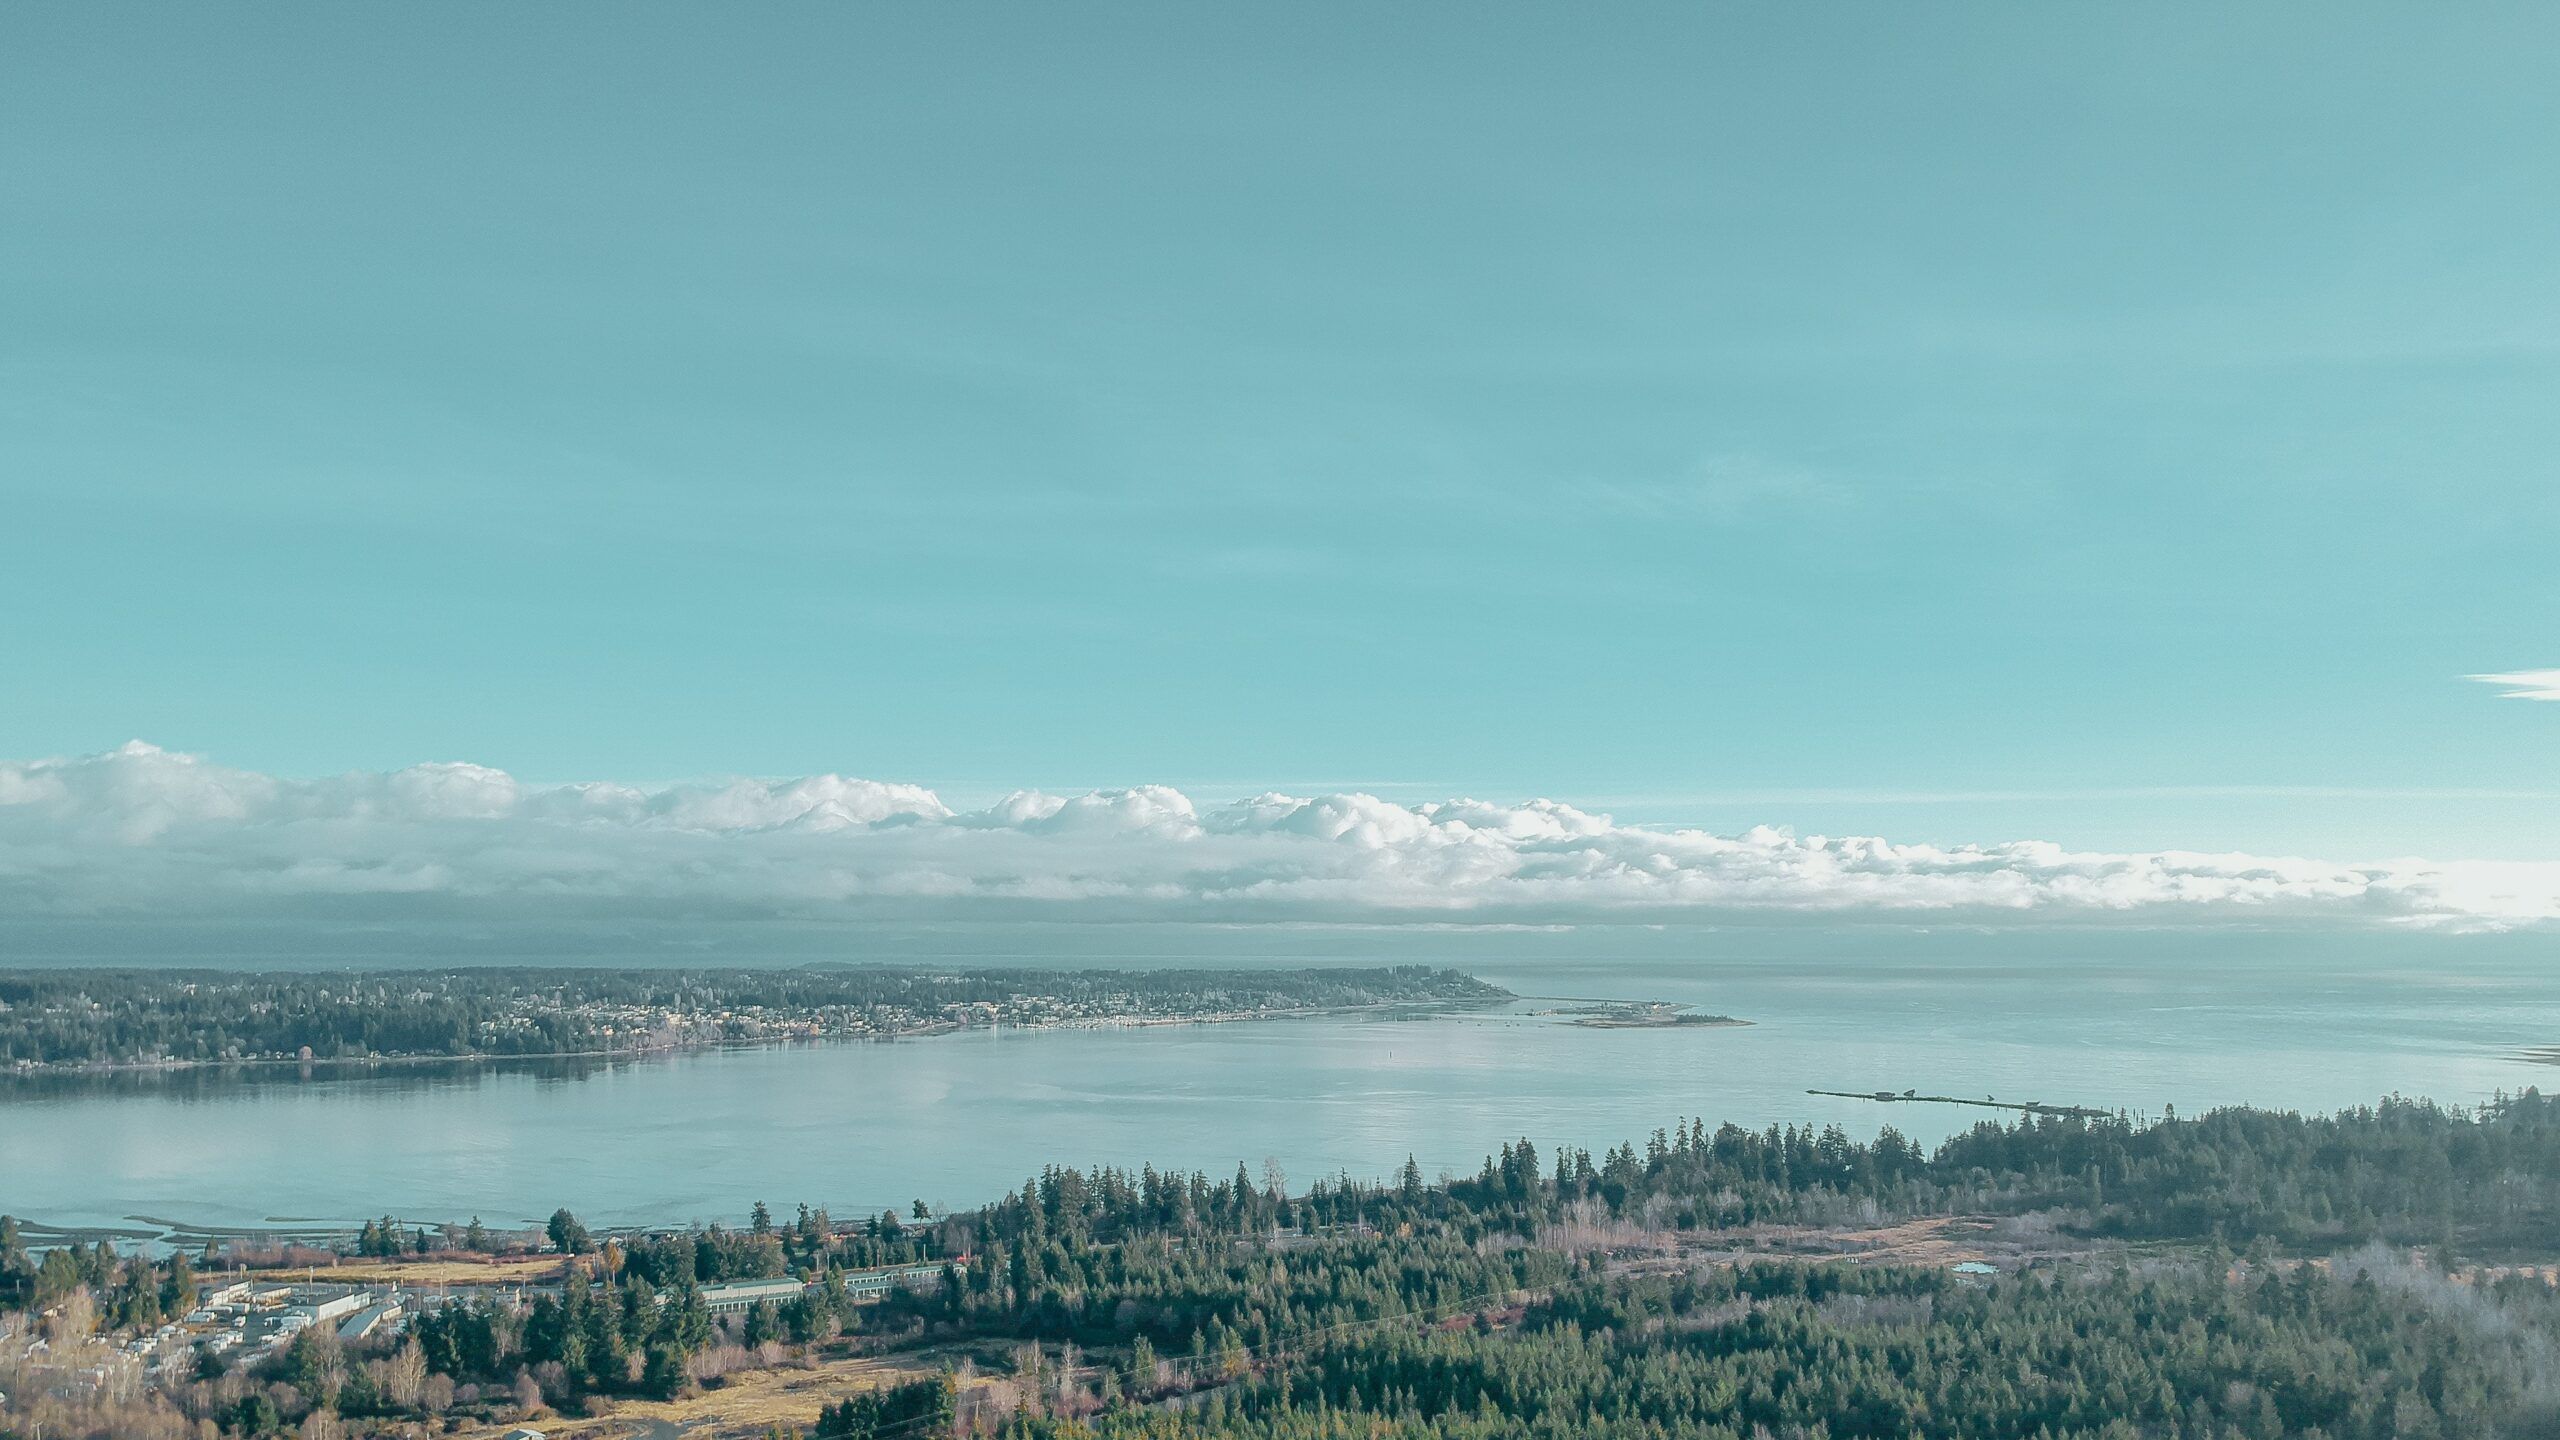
[615,1091,2560,1370]
[407,1262,956,1406]
[550,1199,942,1278]
[837,1090,2560,1439]
[0,964,1507,1067]
[413,1269,710,1399]
[816,1377,957,1438]
[1297,1093,2560,1256]
[926,1092,2560,1291]
[1001,1257,2560,1439]
[392,1204,959,1410]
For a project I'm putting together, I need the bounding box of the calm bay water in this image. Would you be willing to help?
[4,932,2554,1235]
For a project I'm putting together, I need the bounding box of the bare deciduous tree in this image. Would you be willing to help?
[378,1338,427,1410]
[48,1286,98,1343]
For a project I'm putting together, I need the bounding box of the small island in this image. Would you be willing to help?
[1555,1001,1751,1029]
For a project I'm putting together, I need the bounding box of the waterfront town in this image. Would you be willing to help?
[1,1208,965,1440]
[0,966,1508,1076]
[5,1264,951,1383]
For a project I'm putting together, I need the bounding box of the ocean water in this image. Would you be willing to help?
[2,928,2553,1236]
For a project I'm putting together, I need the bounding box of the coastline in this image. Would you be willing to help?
[0,994,1509,1084]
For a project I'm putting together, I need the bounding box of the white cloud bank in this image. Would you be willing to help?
[1,741,2555,932]
[2471,670,2560,701]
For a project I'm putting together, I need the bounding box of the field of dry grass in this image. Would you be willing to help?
[305,1254,569,1287]
[449,1351,961,1440]
[1587,1213,2123,1279]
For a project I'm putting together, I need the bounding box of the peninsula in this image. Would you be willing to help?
[0,965,1510,1078]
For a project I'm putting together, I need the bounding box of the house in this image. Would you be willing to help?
[503,1429,547,1440]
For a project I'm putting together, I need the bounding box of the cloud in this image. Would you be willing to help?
[2470,669,2560,701]
[0,742,2555,934]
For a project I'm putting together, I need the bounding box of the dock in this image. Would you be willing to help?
[1807,1089,2113,1120]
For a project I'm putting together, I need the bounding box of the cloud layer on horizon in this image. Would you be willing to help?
[1,742,2555,933]
[2472,670,2560,701]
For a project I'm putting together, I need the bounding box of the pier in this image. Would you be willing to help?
[1807,1089,2112,1120]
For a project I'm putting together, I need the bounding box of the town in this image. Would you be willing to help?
[0,966,1511,1076]
[2,1205,967,1440]
[9,1264,954,1383]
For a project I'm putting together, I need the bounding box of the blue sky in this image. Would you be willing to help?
[6,3,2557,863]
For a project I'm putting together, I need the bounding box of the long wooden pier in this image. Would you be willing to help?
[1806,1089,2112,1120]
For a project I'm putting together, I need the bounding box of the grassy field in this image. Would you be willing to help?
[451,1352,955,1440]
[305,1254,568,1287]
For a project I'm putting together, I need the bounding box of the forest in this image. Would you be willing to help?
[0,965,1506,1068]
[5,1090,2558,1439]
[995,1256,2560,1440]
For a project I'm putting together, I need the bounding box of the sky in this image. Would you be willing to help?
[5,3,2559,945]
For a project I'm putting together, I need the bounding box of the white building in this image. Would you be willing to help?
[284,1291,370,1328]
[336,1299,405,1342]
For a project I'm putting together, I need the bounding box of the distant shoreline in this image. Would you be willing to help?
[0,995,1503,1084]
